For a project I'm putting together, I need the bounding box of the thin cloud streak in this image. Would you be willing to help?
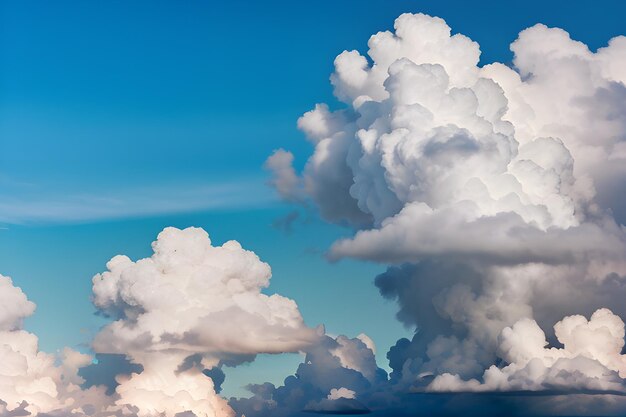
[0,178,276,225]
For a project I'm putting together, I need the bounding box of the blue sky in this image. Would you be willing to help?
[1,0,625,399]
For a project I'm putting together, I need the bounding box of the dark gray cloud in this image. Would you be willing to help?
[230,335,386,417]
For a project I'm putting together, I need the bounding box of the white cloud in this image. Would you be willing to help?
[0,275,108,416]
[327,387,356,400]
[267,11,626,403]
[0,274,35,331]
[91,226,320,417]
[270,13,626,267]
[0,227,324,417]
[429,309,626,393]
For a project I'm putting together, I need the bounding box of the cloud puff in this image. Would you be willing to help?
[429,309,626,393]
[92,227,317,360]
[264,150,304,203]
[91,227,321,417]
[0,275,108,416]
[0,274,35,331]
[374,260,626,413]
[300,387,370,415]
[0,227,330,417]
[270,13,626,268]
[328,388,357,400]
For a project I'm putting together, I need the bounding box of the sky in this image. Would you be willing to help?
[1,1,626,416]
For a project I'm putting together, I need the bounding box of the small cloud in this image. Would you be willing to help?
[271,210,300,234]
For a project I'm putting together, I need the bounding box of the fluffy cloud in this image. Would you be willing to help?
[279,12,626,266]
[2,10,626,417]
[268,10,626,411]
[430,309,626,393]
[0,227,327,417]
[0,274,35,331]
[328,387,356,400]
[92,227,317,360]
[0,275,108,416]
[271,12,626,266]
[90,227,321,417]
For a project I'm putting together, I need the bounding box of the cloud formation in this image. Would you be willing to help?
[1,10,625,417]
[0,275,109,416]
[277,13,626,267]
[90,227,321,417]
[230,334,385,417]
[268,11,626,415]
[0,228,323,417]
[429,308,626,393]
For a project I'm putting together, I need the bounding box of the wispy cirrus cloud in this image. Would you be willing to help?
[0,177,275,225]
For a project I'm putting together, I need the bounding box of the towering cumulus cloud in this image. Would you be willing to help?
[0,228,327,417]
[90,227,320,417]
[268,12,626,415]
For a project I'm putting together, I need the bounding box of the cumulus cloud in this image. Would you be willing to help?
[90,227,321,417]
[429,308,626,393]
[230,334,385,417]
[92,227,317,359]
[2,10,626,417]
[270,13,626,266]
[0,274,35,331]
[328,387,357,400]
[267,11,626,414]
[0,275,109,416]
[0,227,327,417]
[291,14,626,265]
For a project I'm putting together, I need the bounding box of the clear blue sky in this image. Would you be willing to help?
[1,0,624,398]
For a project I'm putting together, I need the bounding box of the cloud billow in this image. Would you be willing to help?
[0,275,111,416]
[0,228,387,417]
[89,227,322,417]
[266,12,626,415]
[0,228,324,417]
